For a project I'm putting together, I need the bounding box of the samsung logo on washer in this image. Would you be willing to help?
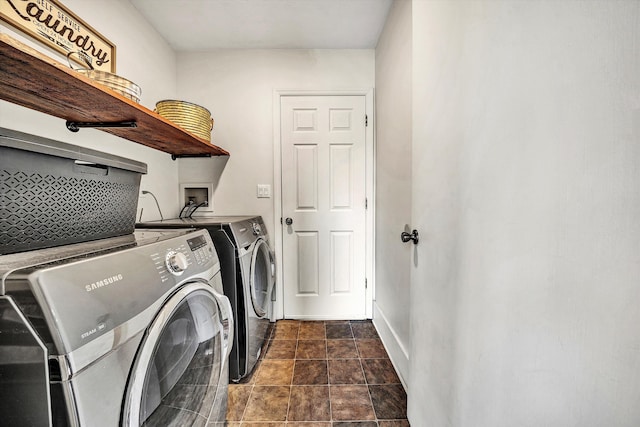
[85,274,124,292]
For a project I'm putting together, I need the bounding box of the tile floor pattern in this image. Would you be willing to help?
[226,320,410,426]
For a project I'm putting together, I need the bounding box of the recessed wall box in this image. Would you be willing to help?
[179,183,214,213]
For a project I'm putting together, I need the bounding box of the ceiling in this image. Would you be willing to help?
[130,0,393,51]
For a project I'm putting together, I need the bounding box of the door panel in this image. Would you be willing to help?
[330,144,353,209]
[330,231,353,294]
[296,231,319,295]
[295,145,318,209]
[281,95,366,319]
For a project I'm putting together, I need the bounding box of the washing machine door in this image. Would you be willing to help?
[249,237,276,317]
[122,282,230,427]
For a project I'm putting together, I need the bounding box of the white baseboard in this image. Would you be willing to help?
[372,302,410,390]
[284,315,368,320]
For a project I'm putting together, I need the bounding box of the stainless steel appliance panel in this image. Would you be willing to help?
[0,229,232,426]
[136,216,275,382]
[0,296,51,426]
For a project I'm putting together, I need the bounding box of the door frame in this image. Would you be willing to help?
[272,89,375,320]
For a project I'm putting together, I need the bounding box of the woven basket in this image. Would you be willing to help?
[67,51,142,103]
[77,69,142,103]
[155,100,213,142]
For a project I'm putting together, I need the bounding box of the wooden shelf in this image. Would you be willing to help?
[0,34,229,157]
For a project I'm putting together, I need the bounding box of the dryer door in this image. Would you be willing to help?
[249,238,276,317]
[122,282,225,427]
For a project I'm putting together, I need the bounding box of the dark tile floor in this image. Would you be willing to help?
[226,320,410,426]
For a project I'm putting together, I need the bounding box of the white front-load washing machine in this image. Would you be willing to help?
[0,228,232,426]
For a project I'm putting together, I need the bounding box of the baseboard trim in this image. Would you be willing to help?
[372,302,410,390]
[284,315,369,321]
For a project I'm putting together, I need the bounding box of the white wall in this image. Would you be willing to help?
[409,1,640,426]
[0,0,179,221]
[373,0,412,386]
[175,49,375,243]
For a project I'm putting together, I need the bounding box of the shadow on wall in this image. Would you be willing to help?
[178,155,230,192]
[137,155,230,221]
[178,154,230,208]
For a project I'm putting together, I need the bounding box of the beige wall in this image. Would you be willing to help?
[373,0,412,385]
[410,1,640,425]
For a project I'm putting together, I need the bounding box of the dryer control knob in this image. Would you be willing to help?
[252,222,262,235]
[166,251,188,275]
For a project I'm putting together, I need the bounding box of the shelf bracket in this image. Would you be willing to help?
[171,153,213,161]
[66,120,137,132]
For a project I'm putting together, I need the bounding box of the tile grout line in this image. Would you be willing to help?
[237,381,254,424]
[359,321,381,426]
[284,322,299,424]
[238,319,406,426]
[325,321,333,423]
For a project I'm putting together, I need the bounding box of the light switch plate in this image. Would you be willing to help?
[257,184,271,198]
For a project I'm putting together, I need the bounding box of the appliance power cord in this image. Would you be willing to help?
[187,201,208,218]
[141,190,163,220]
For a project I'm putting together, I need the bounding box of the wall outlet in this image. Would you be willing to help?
[257,184,271,198]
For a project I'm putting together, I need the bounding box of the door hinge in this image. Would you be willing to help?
[365,278,368,289]
[365,114,368,127]
[365,198,368,209]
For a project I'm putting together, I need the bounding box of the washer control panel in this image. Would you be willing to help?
[165,250,188,276]
[149,232,216,279]
[187,234,215,266]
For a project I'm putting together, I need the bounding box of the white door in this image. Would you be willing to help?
[280,95,367,319]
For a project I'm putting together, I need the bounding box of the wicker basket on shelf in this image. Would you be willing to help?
[155,100,214,142]
[77,69,142,103]
[67,51,142,103]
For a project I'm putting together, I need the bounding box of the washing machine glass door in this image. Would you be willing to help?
[123,282,224,427]
[250,238,275,317]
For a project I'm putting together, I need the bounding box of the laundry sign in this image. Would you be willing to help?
[0,0,116,72]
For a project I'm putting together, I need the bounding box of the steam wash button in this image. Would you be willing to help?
[166,251,188,276]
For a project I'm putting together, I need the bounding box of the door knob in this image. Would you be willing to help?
[285,217,293,226]
[401,229,419,244]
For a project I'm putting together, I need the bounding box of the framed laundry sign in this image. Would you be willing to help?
[0,0,116,72]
